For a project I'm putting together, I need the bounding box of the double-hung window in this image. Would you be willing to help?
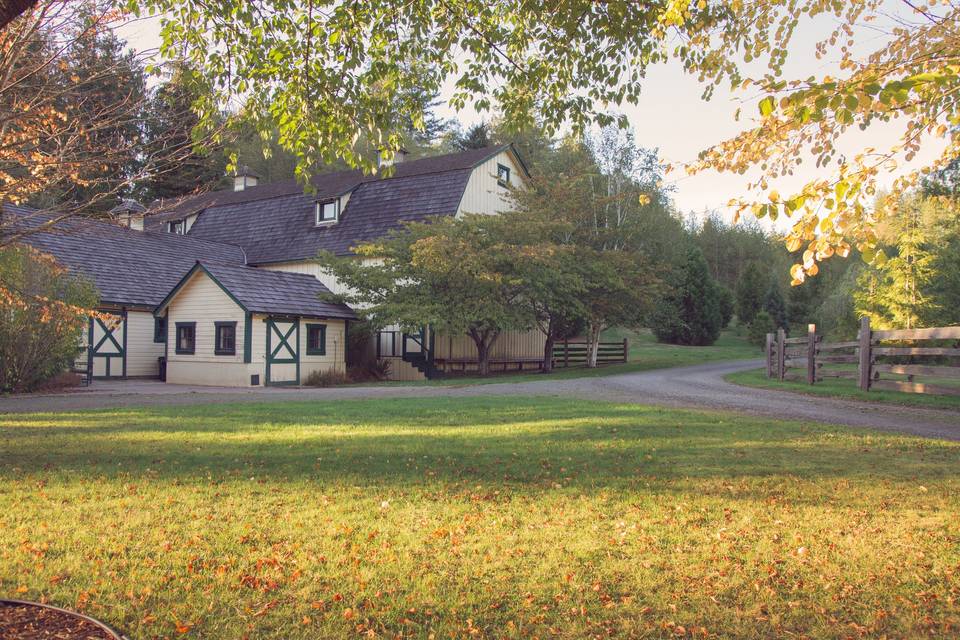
[306,324,326,355]
[154,316,167,343]
[215,321,237,356]
[175,322,196,354]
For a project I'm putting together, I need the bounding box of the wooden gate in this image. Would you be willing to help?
[89,313,126,378]
[265,317,299,386]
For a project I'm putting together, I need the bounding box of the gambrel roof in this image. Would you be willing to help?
[146,145,528,264]
[156,261,356,320]
[5,204,247,308]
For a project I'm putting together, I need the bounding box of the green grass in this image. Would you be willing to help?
[380,328,759,386]
[2,397,959,638]
[727,367,960,411]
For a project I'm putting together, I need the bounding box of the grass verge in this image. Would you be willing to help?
[726,367,960,411]
[1,397,958,638]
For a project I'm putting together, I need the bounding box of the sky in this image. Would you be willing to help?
[116,4,942,231]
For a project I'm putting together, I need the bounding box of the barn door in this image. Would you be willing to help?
[89,313,126,378]
[265,318,299,386]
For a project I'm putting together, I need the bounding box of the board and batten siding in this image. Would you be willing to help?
[298,319,347,381]
[456,150,526,217]
[434,328,546,361]
[165,272,252,386]
[126,310,164,377]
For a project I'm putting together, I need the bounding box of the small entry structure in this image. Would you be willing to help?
[155,261,355,386]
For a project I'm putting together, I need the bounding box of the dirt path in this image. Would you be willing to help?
[2,360,957,440]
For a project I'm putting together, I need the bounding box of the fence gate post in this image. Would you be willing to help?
[777,328,786,381]
[857,316,872,391]
[564,339,569,368]
[765,333,775,378]
[622,338,629,363]
[806,324,817,385]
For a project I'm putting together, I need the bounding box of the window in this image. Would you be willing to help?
[306,323,326,355]
[496,163,511,187]
[315,199,339,225]
[167,219,185,234]
[215,321,237,356]
[153,316,167,343]
[175,322,196,354]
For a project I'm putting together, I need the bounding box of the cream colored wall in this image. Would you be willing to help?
[434,327,546,361]
[260,258,381,301]
[126,310,164,377]
[456,150,526,217]
[299,319,347,380]
[165,271,252,386]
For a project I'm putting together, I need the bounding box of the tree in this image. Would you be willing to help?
[735,262,767,326]
[716,285,734,329]
[452,122,491,151]
[764,281,789,334]
[317,215,532,376]
[747,310,775,350]
[0,246,98,392]
[652,246,723,347]
[129,0,957,279]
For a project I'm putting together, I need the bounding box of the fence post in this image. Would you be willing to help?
[622,338,628,363]
[858,316,872,391]
[564,339,569,369]
[806,324,817,385]
[765,333,774,378]
[777,328,786,381]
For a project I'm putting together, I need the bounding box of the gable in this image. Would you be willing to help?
[457,149,527,217]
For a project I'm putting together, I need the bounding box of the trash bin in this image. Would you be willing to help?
[158,356,167,382]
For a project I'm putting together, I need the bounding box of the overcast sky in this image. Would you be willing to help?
[117,4,941,230]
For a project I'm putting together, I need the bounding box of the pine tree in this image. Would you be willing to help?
[735,262,767,325]
[652,246,723,346]
[453,123,491,150]
[764,281,789,333]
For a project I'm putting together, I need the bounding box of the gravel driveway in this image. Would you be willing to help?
[2,360,957,440]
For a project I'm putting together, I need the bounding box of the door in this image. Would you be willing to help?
[89,313,126,378]
[265,317,299,385]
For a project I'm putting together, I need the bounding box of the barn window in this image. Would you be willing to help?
[215,321,237,356]
[306,323,326,355]
[167,219,185,234]
[175,322,196,354]
[315,199,339,225]
[496,163,510,187]
[154,316,167,343]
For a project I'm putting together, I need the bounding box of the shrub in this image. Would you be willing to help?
[747,310,776,349]
[0,247,98,393]
[347,359,393,383]
[652,246,723,346]
[303,369,351,387]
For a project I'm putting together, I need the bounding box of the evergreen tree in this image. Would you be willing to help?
[764,281,789,333]
[652,246,723,346]
[735,262,767,325]
[717,285,734,329]
[452,122,491,150]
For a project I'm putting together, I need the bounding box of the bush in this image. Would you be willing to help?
[347,359,393,383]
[652,246,723,346]
[0,247,98,393]
[303,369,352,387]
[747,310,776,349]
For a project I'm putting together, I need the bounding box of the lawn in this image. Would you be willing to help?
[386,328,760,386]
[727,367,960,411]
[2,397,958,639]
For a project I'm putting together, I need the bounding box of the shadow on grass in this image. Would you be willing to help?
[1,397,957,492]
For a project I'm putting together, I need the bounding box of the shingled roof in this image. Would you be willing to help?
[146,145,524,264]
[5,204,247,308]
[158,262,356,320]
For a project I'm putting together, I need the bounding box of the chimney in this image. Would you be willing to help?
[233,165,260,191]
[377,147,408,169]
[110,198,146,231]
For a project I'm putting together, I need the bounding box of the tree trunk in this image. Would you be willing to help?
[468,327,500,377]
[586,323,602,368]
[541,334,555,373]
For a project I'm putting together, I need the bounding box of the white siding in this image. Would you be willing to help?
[456,150,526,217]
[126,310,164,377]
[260,258,381,300]
[299,319,347,381]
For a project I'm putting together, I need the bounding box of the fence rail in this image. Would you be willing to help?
[766,319,960,397]
[552,339,629,368]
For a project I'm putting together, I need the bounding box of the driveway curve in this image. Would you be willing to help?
[2,360,957,440]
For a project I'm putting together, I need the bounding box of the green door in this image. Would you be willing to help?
[265,317,299,386]
[89,313,126,378]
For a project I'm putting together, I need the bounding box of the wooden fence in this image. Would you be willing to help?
[553,339,629,368]
[766,318,960,396]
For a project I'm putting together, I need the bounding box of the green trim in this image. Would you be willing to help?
[175,322,196,355]
[496,162,511,187]
[243,312,252,363]
[214,321,238,356]
[153,316,167,343]
[155,262,249,316]
[90,312,126,379]
[121,309,128,378]
[305,323,327,355]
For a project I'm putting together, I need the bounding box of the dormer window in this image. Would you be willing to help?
[167,219,185,235]
[315,198,340,225]
[497,163,511,187]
